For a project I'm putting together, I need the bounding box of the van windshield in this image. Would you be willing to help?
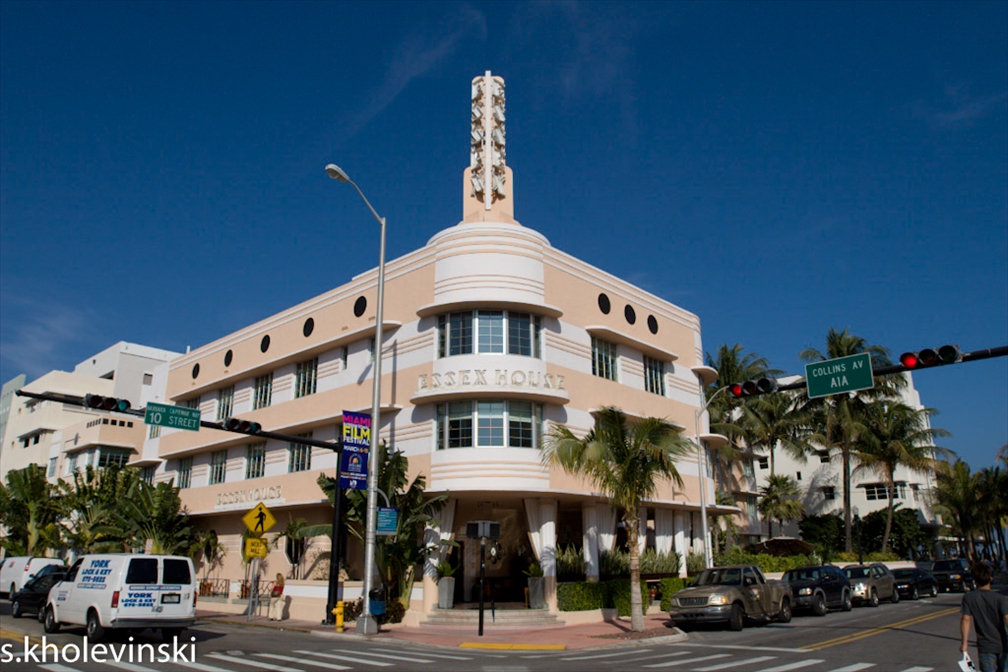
[163,559,191,584]
[126,558,159,584]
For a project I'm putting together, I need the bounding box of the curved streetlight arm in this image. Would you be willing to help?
[345,178,384,229]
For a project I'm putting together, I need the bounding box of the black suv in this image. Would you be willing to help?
[931,558,976,592]
[783,565,852,615]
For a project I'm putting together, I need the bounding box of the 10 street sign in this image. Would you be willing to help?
[805,353,874,399]
[144,401,201,432]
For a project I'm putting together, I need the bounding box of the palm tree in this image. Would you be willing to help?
[112,480,193,555]
[933,460,980,558]
[857,402,950,553]
[0,465,61,556]
[542,407,693,632]
[57,465,139,554]
[757,474,805,538]
[801,327,896,553]
[976,467,1006,562]
[739,391,813,476]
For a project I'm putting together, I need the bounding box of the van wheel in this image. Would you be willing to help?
[812,593,827,617]
[728,603,745,631]
[162,628,183,641]
[11,599,23,618]
[86,609,105,643]
[842,589,852,612]
[43,606,60,633]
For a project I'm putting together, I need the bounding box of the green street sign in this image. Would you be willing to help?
[805,353,874,399]
[144,401,201,432]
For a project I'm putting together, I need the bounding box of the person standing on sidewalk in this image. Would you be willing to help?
[268,574,285,621]
[960,561,1008,672]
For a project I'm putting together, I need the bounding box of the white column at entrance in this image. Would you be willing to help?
[582,503,599,582]
[637,507,648,555]
[674,512,686,578]
[539,499,558,610]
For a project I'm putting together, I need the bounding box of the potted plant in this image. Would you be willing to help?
[524,561,545,609]
[436,561,456,609]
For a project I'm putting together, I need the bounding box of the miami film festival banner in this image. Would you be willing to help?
[339,410,371,490]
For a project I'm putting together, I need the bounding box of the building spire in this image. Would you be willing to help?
[463,71,515,223]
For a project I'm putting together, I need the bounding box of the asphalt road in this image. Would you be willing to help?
[0,591,978,672]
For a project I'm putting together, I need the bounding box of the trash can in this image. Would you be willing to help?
[368,588,386,617]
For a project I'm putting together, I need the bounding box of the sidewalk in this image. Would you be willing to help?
[196,608,687,651]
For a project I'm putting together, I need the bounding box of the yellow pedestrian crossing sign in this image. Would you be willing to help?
[242,502,276,536]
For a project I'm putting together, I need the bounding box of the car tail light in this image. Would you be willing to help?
[193,591,198,607]
[111,590,120,608]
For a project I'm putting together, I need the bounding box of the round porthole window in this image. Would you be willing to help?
[303,317,315,337]
[191,363,200,379]
[648,315,659,335]
[260,335,271,353]
[598,293,611,315]
[224,350,233,367]
[354,296,367,318]
[624,305,636,325]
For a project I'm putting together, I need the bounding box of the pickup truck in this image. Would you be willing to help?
[668,565,792,631]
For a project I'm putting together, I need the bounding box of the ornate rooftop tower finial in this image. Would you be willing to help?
[463,71,515,223]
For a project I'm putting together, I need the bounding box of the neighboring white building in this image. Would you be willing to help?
[0,374,26,453]
[0,342,180,484]
[754,372,940,537]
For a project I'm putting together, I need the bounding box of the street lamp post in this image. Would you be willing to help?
[325,163,386,635]
[693,383,733,570]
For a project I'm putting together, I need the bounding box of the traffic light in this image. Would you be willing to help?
[82,394,132,412]
[222,417,262,435]
[899,345,962,370]
[728,377,779,398]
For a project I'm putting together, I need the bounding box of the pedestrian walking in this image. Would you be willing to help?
[960,561,1008,672]
[268,573,285,621]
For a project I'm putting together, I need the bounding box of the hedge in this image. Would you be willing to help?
[658,577,688,612]
[557,578,649,615]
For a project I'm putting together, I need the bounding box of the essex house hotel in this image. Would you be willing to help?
[145,73,734,620]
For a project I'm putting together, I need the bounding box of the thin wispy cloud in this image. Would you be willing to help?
[0,297,103,382]
[337,5,487,143]
[913,85,1008,130]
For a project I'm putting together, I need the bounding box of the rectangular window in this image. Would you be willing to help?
[48,457,57,477]
[341,347,349,371]
[448,312,473,355]
[742,459,755,480]
[183,397,200,410]
[864,483,890,501]
[643,356,665,395]
[142,373,153,385]
[98,448,131,468]
[67,453,78,473]
[217,385,234,420]
[508,313,531,356]
[477,401,505,446]
[746,495,759,525]
[253,373,273,410]
[177,457,192,489]
[447,402,473,448]
[818,451,831,464]
[246,442,266,479]
[296,358,318,398]
[591,337,618,381]
[758,457,769,470]
[141,465,156,484]
[822,486,835,501]
[478,311,505,354]
[796,471,802,481]
[288,433,313,473]
[508,401,534,448]
[149,423,162,439]
[209,450,227,485]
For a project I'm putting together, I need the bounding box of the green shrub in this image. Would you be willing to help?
[833,551,899,564]
[658,577,688,611]
[599,548,630,577]
[338,596,405,625]
[640,549,682,575]
[607,578,651,617]
[556,545,586,579]
[557,581,608,611]
[686,551,706,575]
[713,548,819,573]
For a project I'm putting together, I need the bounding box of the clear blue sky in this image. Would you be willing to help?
[2,1,1005,471]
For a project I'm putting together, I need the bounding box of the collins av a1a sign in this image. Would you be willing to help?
[805,353,874,399]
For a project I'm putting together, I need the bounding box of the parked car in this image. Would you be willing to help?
[0,557,65,597]
[843,563,898,607]
[783,565,852,615]
[931,558,976,593]
[668,565,792,631]
[10,568,67,620]
[891,567,938,600]
[45,554,196,642]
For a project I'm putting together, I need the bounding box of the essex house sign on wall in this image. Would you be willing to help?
[416,369,567,393]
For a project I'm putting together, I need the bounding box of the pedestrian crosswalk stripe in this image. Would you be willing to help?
[694,656,778,671]
[104,661,161,671]
[170,660,236,672]
[296,650,392,667]
[39,665,80,672]
[755,661,824,672]
[208,652,303,671]
[366,647,473,660]
[899,668,933,672]
[644,653,732,668]
[562,649,654,660]
[828,664,876,672]
[348,650,437,663]
[256,652,350,670]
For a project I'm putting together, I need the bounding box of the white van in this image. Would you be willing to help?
[0,557,65,597]
[44,554,196,642]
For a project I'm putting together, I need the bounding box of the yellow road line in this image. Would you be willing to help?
[459,642,566,650]
[0,628,43,646]
[802,607,959,651]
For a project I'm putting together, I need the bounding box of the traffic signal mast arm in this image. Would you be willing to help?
[14,389,342,453]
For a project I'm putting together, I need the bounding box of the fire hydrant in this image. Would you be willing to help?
[333,601,344,633]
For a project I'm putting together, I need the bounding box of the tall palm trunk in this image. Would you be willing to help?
[882,468,896,554]
[625,510,645,632]
[843,437,852,553]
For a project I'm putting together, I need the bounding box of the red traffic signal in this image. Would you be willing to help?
[729,378,779,398]
[222,417,262,435]
[83,394,131,413]
[899,345,962,370]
